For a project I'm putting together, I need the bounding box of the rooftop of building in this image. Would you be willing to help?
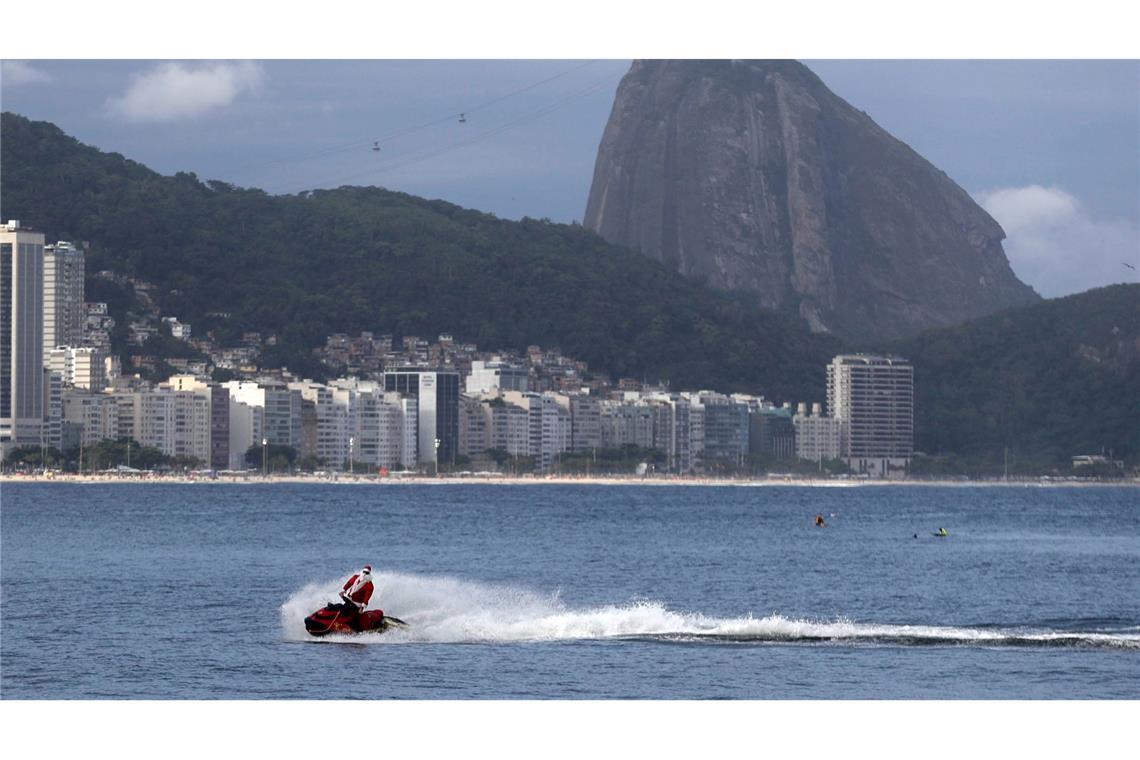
[831,353,911,365]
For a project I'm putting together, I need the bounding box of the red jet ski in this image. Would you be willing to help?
[304,603,408,637]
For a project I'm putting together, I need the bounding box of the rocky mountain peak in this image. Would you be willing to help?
[584,59,1039,342]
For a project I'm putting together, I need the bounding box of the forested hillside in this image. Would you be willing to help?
[1,112,839,399]
[895,284,1139,472]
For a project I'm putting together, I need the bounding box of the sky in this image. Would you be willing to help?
[2,58,1137,298]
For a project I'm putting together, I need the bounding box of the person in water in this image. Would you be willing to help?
[338,565,377,622]
[815,514,826,528]
[937,527,949,537]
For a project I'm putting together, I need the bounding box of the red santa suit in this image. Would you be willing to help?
[340,569,375,611]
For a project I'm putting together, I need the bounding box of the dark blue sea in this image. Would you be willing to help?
[2,482,1137,699]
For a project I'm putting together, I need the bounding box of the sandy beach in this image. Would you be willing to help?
[3,472,1136,488]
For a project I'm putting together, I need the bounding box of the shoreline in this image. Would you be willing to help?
[3,473,1137,488]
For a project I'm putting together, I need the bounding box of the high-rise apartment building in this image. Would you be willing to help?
[466,360,529,394]
[168,375,229,469]
[227,395,264,470]
[793,402,843,463]
[645,393,697,474]
[599,400,655,450]
[111,382,213,465]
[83,301,115,354]
[1,221,46,452]
[826,354,914,477]
[458,394,491,459]
[223,380,302,450]
[486,396,531,459]
[61,389,120,450]
[290,380,351,468]
[566,394,602,453]
[749,405,796,460]
[502,391,571,473]
[323,378,419,471]
[384,369,459,468]
[695,393,749,466]
[46,346,107,390]
[42,368,62,449]
[43,241,85,355]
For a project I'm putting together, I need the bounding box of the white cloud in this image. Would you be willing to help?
[977,185,1139,298]
[107,61,264,123]
[2,60,53,85]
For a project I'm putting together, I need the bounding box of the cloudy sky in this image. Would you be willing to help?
[2,58,1137,298]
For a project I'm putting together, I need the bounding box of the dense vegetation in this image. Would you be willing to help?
[1,112,839,400]
[3,439,201,472]
[894,284,1139,473]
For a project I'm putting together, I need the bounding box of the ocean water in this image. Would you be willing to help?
[1,481,1137,699]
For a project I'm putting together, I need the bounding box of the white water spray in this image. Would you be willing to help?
[280,571,1140,648]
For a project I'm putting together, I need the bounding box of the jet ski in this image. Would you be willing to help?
[304,603,408,637]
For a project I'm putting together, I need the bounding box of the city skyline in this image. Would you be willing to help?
[1,227,893,475]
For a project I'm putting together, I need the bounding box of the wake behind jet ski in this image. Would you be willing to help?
[303,564,407,637]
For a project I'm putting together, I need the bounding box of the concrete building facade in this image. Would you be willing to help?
[749,406,796,460]
[46,346,106,391]
[224,380,302,451]
[696,393,749,467]
[599,400,655,451]
[1,221,46,452]
[466,360,529,394]
[42,241,85,356]
[827,354,914,477]
[567,394,602,453]
[502,390,571,473]
[61,389,120,450]
[793,402,843,463]
[384,369,459,469]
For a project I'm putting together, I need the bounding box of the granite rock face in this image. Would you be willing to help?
[584,60,1039,342]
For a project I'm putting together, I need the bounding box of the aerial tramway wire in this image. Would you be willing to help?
[294,71,620,191]
[230,60,602,180]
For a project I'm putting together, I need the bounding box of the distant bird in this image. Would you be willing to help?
[458,113,467,124]
[372,141,381,152]
[1124,261,1137,271]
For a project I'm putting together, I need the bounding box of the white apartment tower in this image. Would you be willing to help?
[1,221,46,451]
[501,391,570,473]
[62,390,120,448]
[826,354,914,477]
[223,380,302,450]
[43,241,85,355]
[47,346,106,391]
[566,394,602,452]
[599,400,655,450]
[487,396,531,459]
[290,380,352,469]
[793,402,843,463]
[42,368,62,449]
[458,394,491,459]
[466,360,529,394]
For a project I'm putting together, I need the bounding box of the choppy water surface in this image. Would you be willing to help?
[2,482,1137,698]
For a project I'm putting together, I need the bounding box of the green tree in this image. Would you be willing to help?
[245,443,298,473]
[3,446,64,470]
